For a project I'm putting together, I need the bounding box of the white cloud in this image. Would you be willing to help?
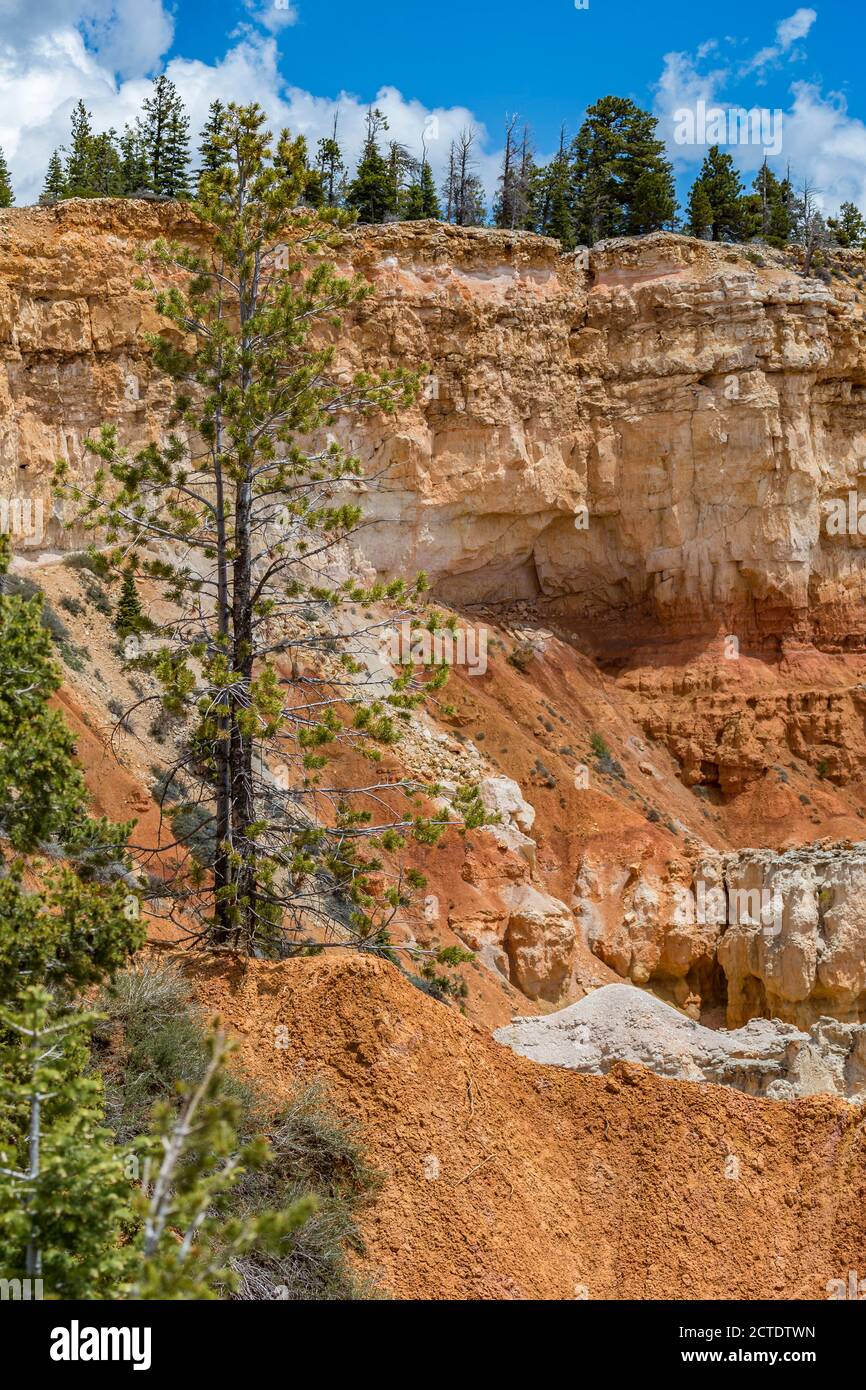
[0,3,504,210]
[776,8,817,49]
[740,7,817,77]
[654,14,866,216]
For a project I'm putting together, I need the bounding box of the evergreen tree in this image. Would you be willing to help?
[115,565,144,639]
[58,103,446,954]
[90,130,123,198]
[316,116,346,208]
[63,101,96,198]
[686,179,714,239]
[346,108,395,223]
[162,105,192,199]
[686,146,746,242]
[119,125,150,195]
[387,141,418,217]
[42,150,65,201]
[828,200,866,248]
[197,100,230,186]
[0,987,134,1296]
[0,538,142,995]
[535,128,575,247]
[404,148,442,220]
[0,148,14,208]
[139,75,190,197]
[570,96,676,243]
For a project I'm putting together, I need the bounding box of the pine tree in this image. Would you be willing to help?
[828,200,866,248]
[630,169,677,235]
[58,103,447,954]
[0,987,135,1296]
[687,146,746,242]
[404,149,442,220]
[90,130,123,198]
[139,75,190,197]
[42,150,65,201]
[570,96,676,243]
[346,108,396,223]
[316,116,346,208]
[387,141,418,218]
[0,537,142,995]
[535,128,575,247]
[64,101,96,198]
[197,100,229,186]
[686,179,714,239]
[0,148,14,208]
[119,125,150,195]
[115,566,144,639]
[162,105,192,199]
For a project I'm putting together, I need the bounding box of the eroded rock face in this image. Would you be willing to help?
[7,208,866,651]
[578,842,866,1026]
[495,983,866,1101]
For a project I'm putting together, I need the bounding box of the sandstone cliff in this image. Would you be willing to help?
[6,202,866,1031]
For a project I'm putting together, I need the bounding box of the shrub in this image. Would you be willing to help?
[95,963,380,1301]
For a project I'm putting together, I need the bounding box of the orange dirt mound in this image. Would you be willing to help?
[173,949,866,1301]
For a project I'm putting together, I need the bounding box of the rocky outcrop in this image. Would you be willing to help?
[7,207,866,651]
[496,983,866,1100]
[579,841,866,1026]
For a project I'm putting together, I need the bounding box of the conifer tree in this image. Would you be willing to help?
[828,200,866,248]
[115,565,144,639]
[570,96,675,242]
[90,130,123,198]
[0,147,14,208]
[120,124,150,194]
[197,100,230,186]
[346,108,396,223]
[58,103,447,955]
[42,150,66,200]
[316,116,346,208]
[442,129,486,226]
[686,179,714,239]
[139,75,190,197]
[404,147,442,220]
[163,105,192,199]
[64,101,96,198]
[686,146,746,242]
[0,987,134,1296]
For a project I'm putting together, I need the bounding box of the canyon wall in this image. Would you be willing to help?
[6,202,866,1030]
[5,204,866,651]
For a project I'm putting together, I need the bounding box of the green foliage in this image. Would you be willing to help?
[346,108,396,224]
[570,96,676,243]
[41,151,65,201]
[0,147,14,207]
[590,731,611,759]
[57,103,431,958]
[686,146,747,243]
[0,987,134,1298]
[114,565,144,639]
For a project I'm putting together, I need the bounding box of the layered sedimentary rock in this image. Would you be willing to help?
[579,841,866,1026]
[5,205,866,650]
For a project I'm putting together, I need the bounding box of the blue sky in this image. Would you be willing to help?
[1,1,865,210]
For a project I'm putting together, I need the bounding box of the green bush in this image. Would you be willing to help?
[95,963,381,1301]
